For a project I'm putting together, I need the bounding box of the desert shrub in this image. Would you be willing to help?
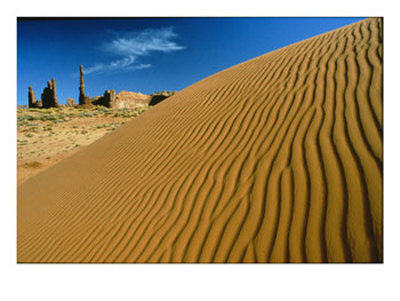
[113,109,139,118]
[95,106,109,112]
[23,161,42,168]
[39,113,66,122]
[17,119,29,127]
[17,139,28,145]
[28,108,56,114]
[27,108,43,113]
[79,112,95,118]
[66,112,77,118]
[39,114,56,121]
[18,115,37,121]
[43,108,57,114]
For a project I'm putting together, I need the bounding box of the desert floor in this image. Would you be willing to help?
[17,106,149,184]
[17,18,382,263]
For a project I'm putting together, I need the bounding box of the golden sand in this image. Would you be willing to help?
[18,18,382,263]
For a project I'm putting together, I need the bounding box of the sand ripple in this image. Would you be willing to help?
[18,18,382,263]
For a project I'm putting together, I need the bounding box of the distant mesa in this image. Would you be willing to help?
[28,65,177,109]
[77,65,177,108]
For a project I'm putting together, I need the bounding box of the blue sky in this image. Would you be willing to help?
[17,17,364,105]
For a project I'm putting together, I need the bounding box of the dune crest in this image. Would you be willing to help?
[18,18,382,263]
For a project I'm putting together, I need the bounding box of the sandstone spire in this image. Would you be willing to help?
[51,78,59,107]
[79,65,86,105]
[41,80,57,108]
[28,86,36,108]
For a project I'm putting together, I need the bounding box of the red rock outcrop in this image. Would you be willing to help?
[40,79,59,108]
[112,91,151,109]
[28,86,38,108]
[66,98,77,107]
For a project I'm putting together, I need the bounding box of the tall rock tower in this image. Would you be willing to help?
[51,78,59,107]
[41,81,53,108]
[79,65,86,105]
[28,86,36,108]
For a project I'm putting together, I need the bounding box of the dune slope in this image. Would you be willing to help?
[18,18,382,263]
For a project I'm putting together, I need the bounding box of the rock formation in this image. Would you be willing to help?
[79,65,85,104]
[75,65,176,109]
[26,65,175,109]
[51,78,59,107]
[149,91,177,106]
[66,98,76,107]
[41,80,58,108]
[28,86,37,108]
[112,91,151,109]
[79,65,91,105]
[103,89,116,107]
[91,89,116,107]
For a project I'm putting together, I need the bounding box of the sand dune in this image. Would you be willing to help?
[17,18,382,263]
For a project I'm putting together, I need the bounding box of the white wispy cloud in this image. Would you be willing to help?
[85,27,184,75]
[85,55,151,74]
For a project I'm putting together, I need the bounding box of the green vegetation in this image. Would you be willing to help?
[17,106,152,171]
[17,106,149,125]
[79,112,95,118]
